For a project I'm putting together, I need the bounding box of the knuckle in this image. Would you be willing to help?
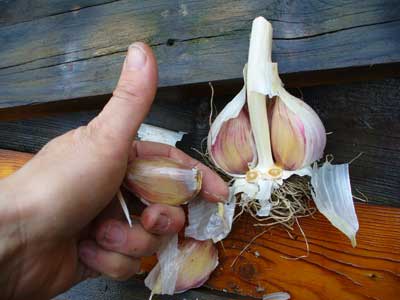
[85,118,127,161]
[113,81,146,104]
[107,260,139,281]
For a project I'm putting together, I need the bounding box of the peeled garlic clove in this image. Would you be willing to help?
[210,108,256,174]
[124,157,202,206]
[269,89,326,170]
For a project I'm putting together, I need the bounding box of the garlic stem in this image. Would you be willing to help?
[246,17,275,172]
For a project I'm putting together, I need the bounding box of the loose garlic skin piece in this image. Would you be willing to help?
[124,157,202,206]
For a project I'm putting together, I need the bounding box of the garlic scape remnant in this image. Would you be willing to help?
[208,17,358,246]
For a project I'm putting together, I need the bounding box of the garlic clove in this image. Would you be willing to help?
[278,88,326,169]
[209,107,256,175]
[208,77,257,177]
[268,87,326,170]
[146,238,219,296]
[124,156,202,206]
[175,239,219,293]
[269,97,306,170]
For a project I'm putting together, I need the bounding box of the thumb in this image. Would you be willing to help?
[90,42,158,147]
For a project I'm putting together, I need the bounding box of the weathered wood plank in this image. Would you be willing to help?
[0,78,398,206]
[0,0,118,26]
[1,149,400,300]
[0,0,399,108]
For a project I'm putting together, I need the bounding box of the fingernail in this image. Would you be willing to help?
[126,43,147,70]
[103,223,126,246]
[79,244,97,261]
[152,214,170,233]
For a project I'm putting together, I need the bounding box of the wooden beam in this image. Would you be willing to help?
[0,1,117,26]
[0,0,399,108]
[1,149,399,300]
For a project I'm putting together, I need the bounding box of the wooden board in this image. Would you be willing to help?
[0,1,117,26]
[1,148,399,300]
[0,78,399,206]
[0,0,399,108]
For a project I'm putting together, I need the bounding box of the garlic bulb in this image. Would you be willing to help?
[124,156,202,206]
[207,16,358,246]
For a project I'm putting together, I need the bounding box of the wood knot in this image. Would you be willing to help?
[166,39,175,46]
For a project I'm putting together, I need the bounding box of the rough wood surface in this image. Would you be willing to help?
[0,78,399,206]
[0,0,117,26]
[1,149,399,300]
[0,0,399,108]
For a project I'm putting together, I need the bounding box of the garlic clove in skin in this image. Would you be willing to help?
[210,108,256,175]
[124,156,202,206]
[174,239,219,293]
[269,97,306,170]
[150,239,218,295]
[268,94,326,171]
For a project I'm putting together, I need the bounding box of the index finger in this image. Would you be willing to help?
[131,141,229,203]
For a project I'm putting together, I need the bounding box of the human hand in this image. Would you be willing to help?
[0,43,228,300]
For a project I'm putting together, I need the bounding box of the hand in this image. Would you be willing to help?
[0,43,228,300]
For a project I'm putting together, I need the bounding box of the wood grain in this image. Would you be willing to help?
[1,149,399,299]
[0,0,117,26]
[0,78,398,206]
[0,0,399,108]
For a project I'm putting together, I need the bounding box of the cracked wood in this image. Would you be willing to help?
[0,149,399,299]
[0,0,399,108]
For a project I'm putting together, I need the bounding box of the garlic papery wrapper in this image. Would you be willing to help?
[145,237,218,296]
[311,162,359,246]
[124,156,202,206]
[185,188,236,243]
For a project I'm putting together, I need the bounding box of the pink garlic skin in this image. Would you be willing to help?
[210,109,256,174]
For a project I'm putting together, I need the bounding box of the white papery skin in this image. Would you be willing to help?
[207,16,358,245]
[311,162,359,246]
